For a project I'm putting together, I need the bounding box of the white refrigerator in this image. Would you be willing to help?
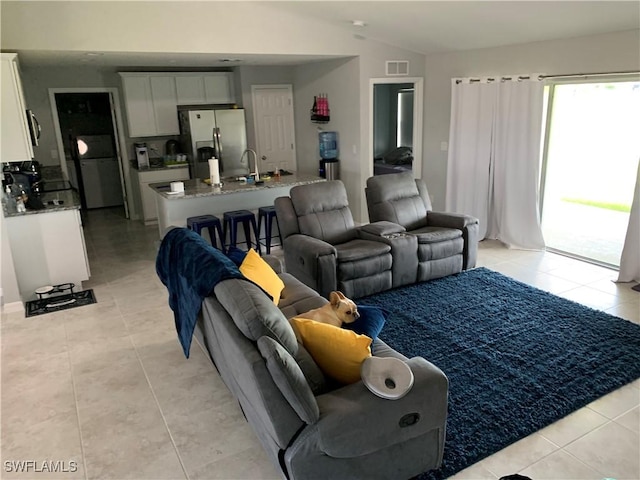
[178,106,248,180]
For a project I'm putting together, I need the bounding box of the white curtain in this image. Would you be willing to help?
[446,76,545,249]
[446,80,496,239]
[617,159,640,283]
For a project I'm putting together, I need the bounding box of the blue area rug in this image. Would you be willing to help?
[359,267,640,480]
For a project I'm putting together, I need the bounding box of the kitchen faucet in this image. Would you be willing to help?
[241,148,259,181]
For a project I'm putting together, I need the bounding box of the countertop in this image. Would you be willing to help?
[3,189,82,218]
[149,173,326,200]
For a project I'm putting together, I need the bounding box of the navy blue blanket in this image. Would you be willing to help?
[156,227,245,357]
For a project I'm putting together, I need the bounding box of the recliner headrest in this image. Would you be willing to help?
[291,180,349,216]
[366,172,419,204]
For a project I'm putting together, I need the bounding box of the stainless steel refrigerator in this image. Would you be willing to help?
[178,105,248,180]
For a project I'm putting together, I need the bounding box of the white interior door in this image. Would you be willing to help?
[251,85,296,173]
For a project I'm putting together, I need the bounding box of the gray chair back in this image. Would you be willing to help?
[366,172,431,230]
[288,181,357,245]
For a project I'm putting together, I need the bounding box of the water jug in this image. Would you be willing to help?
[319,131,338,159]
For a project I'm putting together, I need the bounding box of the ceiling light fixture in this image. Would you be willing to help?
[85,52,103,57]
[351,20,367,27]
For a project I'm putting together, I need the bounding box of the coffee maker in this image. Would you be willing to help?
[135,143,149,168]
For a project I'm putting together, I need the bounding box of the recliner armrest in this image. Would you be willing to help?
[314,357,448,458]
[284,234,336,257]
[358,221,406,237]
[427,211,479,230]
[262,255,284,274]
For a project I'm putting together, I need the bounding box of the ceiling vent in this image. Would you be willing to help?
[386,60,409,76]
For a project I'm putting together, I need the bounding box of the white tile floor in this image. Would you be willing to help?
[1,207,638,480]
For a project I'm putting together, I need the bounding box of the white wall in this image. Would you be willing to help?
[422,29,640,210]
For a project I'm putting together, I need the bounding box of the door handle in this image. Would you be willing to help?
[261,155,267,160]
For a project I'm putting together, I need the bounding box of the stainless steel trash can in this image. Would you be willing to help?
[324,159,339,180]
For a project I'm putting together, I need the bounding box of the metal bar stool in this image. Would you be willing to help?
[257,205,282,254]
[186,215,224,249]
[222,210,261,253]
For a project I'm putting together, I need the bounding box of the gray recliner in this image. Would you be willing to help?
[275,180,393,299]
[365,172,479,283]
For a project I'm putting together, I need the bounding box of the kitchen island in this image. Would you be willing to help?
[3,189,90,301]
[149,173,326,238]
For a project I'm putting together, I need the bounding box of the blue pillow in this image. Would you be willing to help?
[342,305,387,341]
[226,246,248,266]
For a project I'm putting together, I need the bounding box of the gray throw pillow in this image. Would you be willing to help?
[257,336,319,425]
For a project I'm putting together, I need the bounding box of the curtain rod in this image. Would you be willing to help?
[539,71,640,80]
[456,71,640,84]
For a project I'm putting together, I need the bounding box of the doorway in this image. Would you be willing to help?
[49,88,130,217]
[251,85,296,173]
[540,79,640,267]
[368,77,423,180]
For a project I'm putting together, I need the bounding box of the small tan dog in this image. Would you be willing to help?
[296,291,360,327]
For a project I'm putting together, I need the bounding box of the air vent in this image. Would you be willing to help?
[386,60,409,76]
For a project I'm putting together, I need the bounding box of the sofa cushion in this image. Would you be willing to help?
[343,305,387,341]
[293,342,328,394]
[335,239,391,262]
[409,226,462,244]
[258,336,320,425]
[278,273,328,319]
[290,318,372,384]
[215,279,298,355]
[239,249,285,305]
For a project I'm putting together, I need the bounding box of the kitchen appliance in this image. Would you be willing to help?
[75,134,123,209]
[165,139,180,157]
[135,143,150,169]
[178,105,248,180]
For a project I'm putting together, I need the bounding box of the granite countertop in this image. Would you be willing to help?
[3,189,81,218]
[148,173,326,200]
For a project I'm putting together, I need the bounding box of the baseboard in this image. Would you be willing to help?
[1,301,25,314]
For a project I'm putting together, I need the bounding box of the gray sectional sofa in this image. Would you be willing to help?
[193,257,449,480]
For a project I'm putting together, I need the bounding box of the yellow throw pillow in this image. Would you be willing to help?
[239,248,285,305]
[290,318,372,384]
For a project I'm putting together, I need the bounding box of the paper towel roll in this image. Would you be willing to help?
[208,158,220,185]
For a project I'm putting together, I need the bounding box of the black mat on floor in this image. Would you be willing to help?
[25,289,96,317]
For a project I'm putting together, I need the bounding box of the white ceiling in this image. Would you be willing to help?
[15,1,640,68]
[269,1,640,54]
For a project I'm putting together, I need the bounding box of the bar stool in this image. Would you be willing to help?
[222,210,261,253]
[257,205,282,254]
[187,215,224,249]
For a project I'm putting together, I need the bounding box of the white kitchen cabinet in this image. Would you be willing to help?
[175,73,235,105]
[1,53,34,162]
[131,166,190,225]
[120,73,179,137]
[150,76,180,135]
[120,72,237,138]
[120,74,156,137]
[6,209,90,301]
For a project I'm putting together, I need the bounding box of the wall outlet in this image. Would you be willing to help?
[440,141,448,152]
[50,149,58,159]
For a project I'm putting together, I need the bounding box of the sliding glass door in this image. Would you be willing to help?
[540,79,640,267]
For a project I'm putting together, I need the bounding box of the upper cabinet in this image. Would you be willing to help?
[175,73,235,105]
[120,72,236,138]
[1,53,34,161]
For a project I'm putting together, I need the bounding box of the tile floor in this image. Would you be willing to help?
[1,207,638,480]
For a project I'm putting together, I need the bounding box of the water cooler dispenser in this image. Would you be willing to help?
[318,131,339,180]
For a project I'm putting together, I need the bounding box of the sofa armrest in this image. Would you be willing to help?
[427,211,479,270]
[314,357,448,458]
[358,221,406,237]
[283,235,338,298]
[427,211,478,230]
[262,254,284,274]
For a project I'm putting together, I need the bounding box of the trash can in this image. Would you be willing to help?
[324,159,339,180]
